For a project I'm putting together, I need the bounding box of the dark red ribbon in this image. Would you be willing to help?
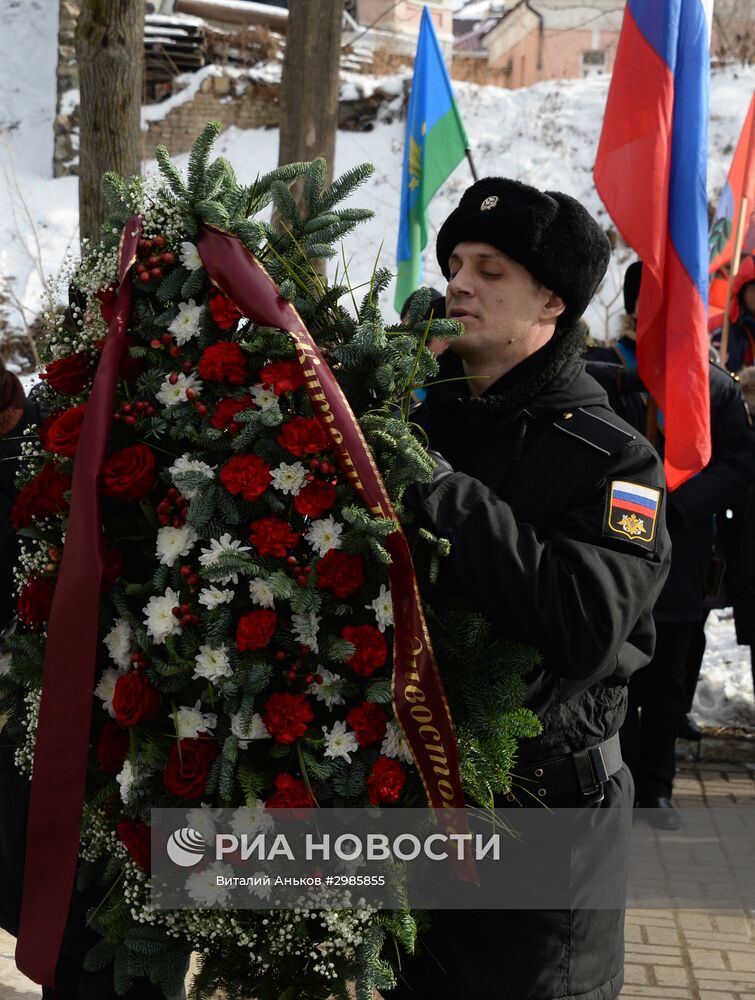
[16,218,143,987]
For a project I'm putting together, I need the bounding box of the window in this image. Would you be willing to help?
[582,49,606,76]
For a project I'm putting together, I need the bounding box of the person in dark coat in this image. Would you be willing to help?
[396,179,671,1000]
[585,263,755,828]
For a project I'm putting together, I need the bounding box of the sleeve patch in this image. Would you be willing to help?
[603,479,662,551]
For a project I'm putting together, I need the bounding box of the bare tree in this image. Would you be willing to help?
[76,0,144,245]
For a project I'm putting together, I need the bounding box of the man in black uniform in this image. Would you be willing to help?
[396,178,671,1000]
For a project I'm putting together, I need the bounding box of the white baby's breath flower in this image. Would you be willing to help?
[103,618,132,671]
[305,516,343,557]
[143,587,182,644]
[366,584,394,633]
[291,611,320,653]
[116,760,137,804]
[193,643,233,682]
[168,298,203,345]
[270,461,307,496]
[155,524,198,567]
[322,720,359,764]
[179,242,202,271]
[185,862,234,906]
[175,700,217,739]
[250,384,280,411]
[248,577,275,609]
[308,667,345,709]
[230,711,271,749]
[198,586,234,609]
[156,371,203,407]
[94,667,120,717]
[380,720,414,765]
[230,801,275,837]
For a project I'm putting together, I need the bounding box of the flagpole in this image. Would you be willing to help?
[720,194,750,369]
[465,148,478,182]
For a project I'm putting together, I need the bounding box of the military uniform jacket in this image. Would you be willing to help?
[412,328,672,767]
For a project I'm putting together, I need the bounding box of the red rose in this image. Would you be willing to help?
[260,361,304,395]
[316,550,365,599]
[198,342,248,385]
[101,545,123,592]
[94,285,117,324]
[277,417,329,456]
[236,609,278,651]
[294,479,336,518]
[262,692,314,744]
[209,290,242,331]
[39,405,86,457]
[116,817,151,871]
[10,462,70,529]
[112,670,161,727]
[346,701,388,747]
[40,352,93,395]
[367,756,407,806]
[211,394,253,432]
[265,773,313,810]
[102,444,156,502]
[249,516,300,557]
[342,624,388,677]
[164,737,219,799]
[219,454,271,501]
[17,577,55,631]
[97,720,129,773]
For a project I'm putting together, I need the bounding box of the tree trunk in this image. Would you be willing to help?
[76,0,143,246]
[278,0,345,192]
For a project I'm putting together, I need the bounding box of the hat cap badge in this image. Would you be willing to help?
[480,195,499,211]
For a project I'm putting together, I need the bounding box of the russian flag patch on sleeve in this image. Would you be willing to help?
[603,479,662,550]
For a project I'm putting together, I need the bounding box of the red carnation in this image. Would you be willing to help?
[164,736,219,799]
[40,352,93,395]
[367,756,407,806]
[211,394,253,432]
[97,720,129,773]
[16,577,55,631]
[101,545,124,592]
[346,701,388,747]
[294,479,336,518]
[249,516,300,558]
[219,454,271,501]
[10,462,70,529]
[316,549,365,599]
[277,416,329,456]
[102,444,156,502]
[209,290,242,331]
[260,360,304,395]
[262,692,314,744]
[342,624,388,677]
[116,817,151,871]
[265,773,313,810]
[198,342,248,385]
[39,405,86,457]
[236,609,277,651]
[112,670,161,727]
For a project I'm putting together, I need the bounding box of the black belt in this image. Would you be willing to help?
[507,733,623,806]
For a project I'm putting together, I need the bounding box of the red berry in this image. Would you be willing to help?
[305,473,315,483]
[135,401,146,411]
[227,421,241,435]
[181,361,193,373]
[310,459,320,471]
[158,513,170,525]
[275,651,287,662]
[296,576,306,587]
[305,673,314,685]
[139,272,150,283]
[168,373,179,385]
[196,404,208,416]
[112,412,121,422]
[124,415,136,426]
[150,338,162,349]
[286,555,298,566]
[161,332,172,345]
[180,508,189,521]
[185,388,197,401]
[120,402,132,413]
[136,263,146,275]
[145,406,156,417]
[300,645,311,657]
[172,606,181,617]
[287,670,297,683]
[153,235,166,247]
[161,251,175,265]
[167,488,178,499]
[172,517,182,528]
[181,614,193,626]
[180,603,191,614]
[180,565,192,577]
[168,346,181,359]
[303,566,312,575]
[175,496,187,508]
[150,267,162,279]
[315,674,323,685]
[188,574,199,587]
[148,255,160,267]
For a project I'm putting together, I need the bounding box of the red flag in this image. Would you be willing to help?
[709,92,755,275]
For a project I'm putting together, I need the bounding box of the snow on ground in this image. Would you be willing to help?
[0,1,754,727]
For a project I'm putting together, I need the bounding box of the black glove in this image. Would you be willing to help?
[403,450,455,511]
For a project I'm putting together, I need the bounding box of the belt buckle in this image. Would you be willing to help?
[582,745,608,805]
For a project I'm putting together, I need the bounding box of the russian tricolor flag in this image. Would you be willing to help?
[594,0,713,491]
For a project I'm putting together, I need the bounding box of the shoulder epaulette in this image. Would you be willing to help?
[552,406,636,456]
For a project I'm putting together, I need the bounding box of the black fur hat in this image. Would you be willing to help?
[436,177,611,326]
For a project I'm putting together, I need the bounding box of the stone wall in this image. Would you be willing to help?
[54,0,80,177]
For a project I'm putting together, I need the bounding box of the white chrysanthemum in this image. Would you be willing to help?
[308,667,345,709]
[143,587,182,644]
[168,454,216,497]
[186,862,234,906]
[198,533,251,585]
[103,619,132,671]
[175,700,217,739]
[94,668,120,718]
[179,242,202,271]
[250,384,280,411]
[230,801,275,837]
[116,760,136,804]
[380,720,414,765]
[322,720,359,764]
[156,371,203,407]
[198,586,234,609]
[270,461,307,496]
[168,298,203,345]
[230,711,271,750]
[305,516,343,557]
[193,643,233,682]
[248,578,275,609]
[366,584,394,633]
[185,804,220,844]
[155,525,198,567]
[291,611,320,653]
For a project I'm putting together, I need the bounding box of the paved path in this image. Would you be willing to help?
[1,759,753,1000]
